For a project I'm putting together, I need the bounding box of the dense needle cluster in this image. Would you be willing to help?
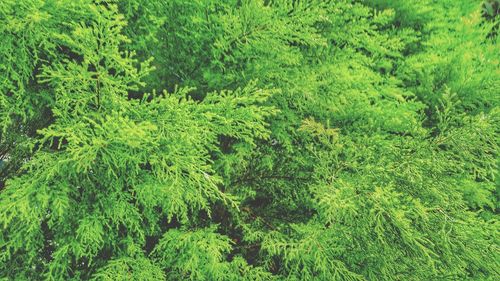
[0,0,498,280]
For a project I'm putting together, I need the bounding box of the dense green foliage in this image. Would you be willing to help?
[1,0,499,280]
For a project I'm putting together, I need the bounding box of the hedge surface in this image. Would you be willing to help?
[0,0,498,280]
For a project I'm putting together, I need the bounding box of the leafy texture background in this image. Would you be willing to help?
[0,0,498,280]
